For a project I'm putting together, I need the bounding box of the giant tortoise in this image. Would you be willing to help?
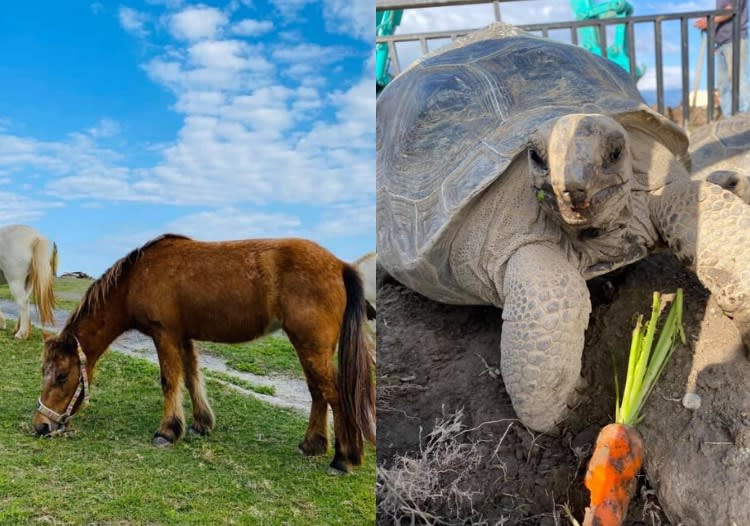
[377,23,750,432]
[691,112,750,204]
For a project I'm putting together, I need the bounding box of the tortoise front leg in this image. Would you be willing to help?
[500,244,591,432]
[650,178,750,348]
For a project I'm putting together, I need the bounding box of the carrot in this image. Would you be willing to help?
[579,290,684,526]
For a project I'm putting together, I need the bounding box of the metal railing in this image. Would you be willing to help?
[376,0,746,127]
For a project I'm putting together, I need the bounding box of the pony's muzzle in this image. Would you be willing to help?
[34,421,51,436]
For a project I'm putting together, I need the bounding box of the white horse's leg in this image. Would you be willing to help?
[10,277,31,339]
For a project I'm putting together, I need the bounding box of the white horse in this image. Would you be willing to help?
[0,225,57,339]
[353,251,376,362]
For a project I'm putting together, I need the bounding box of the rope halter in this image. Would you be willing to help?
[36,337,90,427]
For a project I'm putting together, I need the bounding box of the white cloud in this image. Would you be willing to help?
[167,207,302,239]
[0,191,59,223]
[168,5,228,41]
[87,118,121,139]
[232,18,274,37]
[118,6,149,38]
[321,0,372,41]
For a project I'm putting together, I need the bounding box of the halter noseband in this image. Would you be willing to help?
[36,337,90,428]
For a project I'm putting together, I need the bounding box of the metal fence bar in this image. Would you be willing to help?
[681,16,690,128]
[707,17,716,121]
[732,0,742,114]
[655,19,665,114]
[377,0,528,9]
[377,4,740,125]
[388,41,402,76]
[420,37,429,54]
[598,20,608,59]
[379,10,727,45]
[626,21,636,80]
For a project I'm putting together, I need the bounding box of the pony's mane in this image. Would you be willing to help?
[66,234,190,327]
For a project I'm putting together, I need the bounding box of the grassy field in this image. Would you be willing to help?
[0,328,375,525]
[199,337,302,377]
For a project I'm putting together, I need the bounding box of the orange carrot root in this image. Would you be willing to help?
[582,423,644,526]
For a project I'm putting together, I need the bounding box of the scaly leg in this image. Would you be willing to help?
[500,244,591,432]
[650,178,750,348]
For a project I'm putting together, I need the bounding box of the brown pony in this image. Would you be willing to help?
[33,234,375,473]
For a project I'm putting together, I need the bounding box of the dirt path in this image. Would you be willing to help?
[377,253,750,525]
[0,300,311,414]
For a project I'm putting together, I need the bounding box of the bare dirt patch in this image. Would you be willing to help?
[377,253,750,525]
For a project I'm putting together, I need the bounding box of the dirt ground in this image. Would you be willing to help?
[376,253,750,525]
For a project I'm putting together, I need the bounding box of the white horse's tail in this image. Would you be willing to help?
[29,237,56,326]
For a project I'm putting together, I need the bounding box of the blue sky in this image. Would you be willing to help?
[392,1,721,104]
[0,0,373,276]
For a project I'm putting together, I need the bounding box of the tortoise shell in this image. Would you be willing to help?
[377,23,687,297]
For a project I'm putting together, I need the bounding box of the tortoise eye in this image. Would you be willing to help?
[529,148,548,171]
[608,146,622,164]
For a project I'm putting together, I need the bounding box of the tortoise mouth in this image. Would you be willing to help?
[557,182,627,227]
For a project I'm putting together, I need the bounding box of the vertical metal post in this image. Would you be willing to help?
[598,20,608,58]
[681,16,691,127]
[388,41,401,76]
[627,21,637,80]
[655,19,665,115]
[419,37,429,54]
[731,0,742,114]
[571,26,578,45]
[493,0,501,22]
[708,16,716,122]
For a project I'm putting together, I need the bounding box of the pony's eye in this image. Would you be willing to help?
[55,373,68,384]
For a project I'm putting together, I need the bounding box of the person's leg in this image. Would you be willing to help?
[716,42,732,116]
[740,37,750,112]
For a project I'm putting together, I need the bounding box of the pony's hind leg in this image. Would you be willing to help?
[292,338,362,474]
[182,339,215,435]
[152,333,186,446]
[10,277,31,339]
[295,344,334,458]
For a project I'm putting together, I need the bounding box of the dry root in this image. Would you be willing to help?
[376,409,487,525]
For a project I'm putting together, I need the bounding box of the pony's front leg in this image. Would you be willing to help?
[152,334,186,446]
[10,279,31,339]
[0,304,6,330]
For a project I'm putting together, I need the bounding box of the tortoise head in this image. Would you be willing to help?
[528,113,632,230]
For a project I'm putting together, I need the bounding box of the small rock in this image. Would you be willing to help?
[682,392,701,410]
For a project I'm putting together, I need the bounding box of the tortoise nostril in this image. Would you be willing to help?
[564,188,589,209]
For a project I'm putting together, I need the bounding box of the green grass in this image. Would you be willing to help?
[0,328,375,525]
[205,370,277,396]
[200,336,303,377]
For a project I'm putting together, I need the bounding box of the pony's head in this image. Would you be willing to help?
[33,332,90,436]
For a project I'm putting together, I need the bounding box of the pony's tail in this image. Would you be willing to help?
[338,264,376,447]
[29,237,56,327]
[51,242,58,278]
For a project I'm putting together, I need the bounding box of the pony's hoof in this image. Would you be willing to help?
[152,435,173,447]
[328,458,352,475]
[327,465,350,476]
[14,332,28,340]
[188,425,209,437]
